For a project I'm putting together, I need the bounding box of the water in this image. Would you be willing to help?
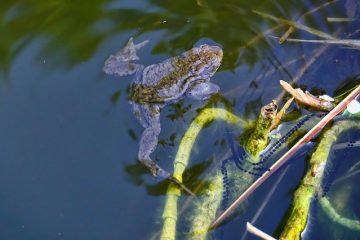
[0,0,359,239]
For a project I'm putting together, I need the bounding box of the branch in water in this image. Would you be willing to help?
[160,108,245,240]
[270,36,360,49]
[279,119,360,239]
[210,85,360,229]
[279,80,334,111]
[247,222,277,240]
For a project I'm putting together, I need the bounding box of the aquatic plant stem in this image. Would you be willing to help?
[160,108,245,240]
[245,100,277,159]
[270,36,360,49]
[211,85,360,229]
[279,119,360,239]
[319,196,360,231]
[188,172,225,239]
[188,100,277,239]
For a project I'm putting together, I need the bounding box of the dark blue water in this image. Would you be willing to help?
[0,0,359,239]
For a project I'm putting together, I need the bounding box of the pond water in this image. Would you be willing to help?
[0,0,359,239]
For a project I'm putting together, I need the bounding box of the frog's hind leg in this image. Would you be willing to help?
[134,104,171,179]
[133,103,194,194]
[103,37,148,77]
[130,102,152,129]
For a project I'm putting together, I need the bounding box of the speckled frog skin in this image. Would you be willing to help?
[103,38,223,180]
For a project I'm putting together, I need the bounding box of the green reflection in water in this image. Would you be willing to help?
[0,0,110,71]
[0,0,343,73]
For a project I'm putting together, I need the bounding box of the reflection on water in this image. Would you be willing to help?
[0,0,359,239]
[1,0,352,72]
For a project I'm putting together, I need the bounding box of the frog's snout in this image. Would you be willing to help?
[208,45,223,59]
[199,44,223,58]
[214,46,223,59]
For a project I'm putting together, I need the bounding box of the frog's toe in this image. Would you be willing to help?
[139,158,170,179]
[155,168,171,180]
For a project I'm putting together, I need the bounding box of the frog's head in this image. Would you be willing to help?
[192,44,223,79]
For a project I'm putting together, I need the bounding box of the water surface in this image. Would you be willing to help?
[0,0,359,239]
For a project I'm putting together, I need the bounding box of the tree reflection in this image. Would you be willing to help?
[0,0,345,73]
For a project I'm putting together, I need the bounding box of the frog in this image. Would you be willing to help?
[103,37,223,187]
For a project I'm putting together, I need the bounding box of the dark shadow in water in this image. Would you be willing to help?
[124,158,213,196]
[166,101,192,122]
[333,75,360,101]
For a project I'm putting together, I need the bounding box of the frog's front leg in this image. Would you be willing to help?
[135,104,171,179]
[186,82,220,100]
[103,37,148,77]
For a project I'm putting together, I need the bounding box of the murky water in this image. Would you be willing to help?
[0,0,359,239]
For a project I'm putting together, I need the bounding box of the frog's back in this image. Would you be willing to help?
[141,57,178,86]
[130,54,193,104]
[130,44,222,104]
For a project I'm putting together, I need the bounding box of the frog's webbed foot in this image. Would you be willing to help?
[103,37,148,77]
[136,104,194,195]
[167,176,195,196]
[115,37,149,62]
[186,82,220,100]
[139,158,170,178]
[139,158,195,196]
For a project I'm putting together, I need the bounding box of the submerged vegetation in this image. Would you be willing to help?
[144,2,360,239]
[155,6,360,235]
[160,82,359,240]
[160,107,245,240]
[280,119,360,239]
